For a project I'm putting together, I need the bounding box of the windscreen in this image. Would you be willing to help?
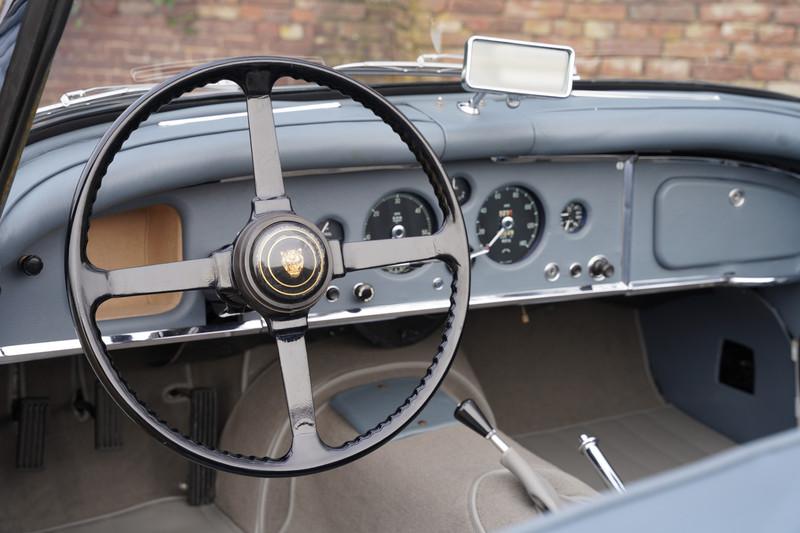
[37,1,800,104]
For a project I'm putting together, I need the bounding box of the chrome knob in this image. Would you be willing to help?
[353,282,374,302]
[588,256,614,280]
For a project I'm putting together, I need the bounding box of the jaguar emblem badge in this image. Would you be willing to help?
[280,248,305,279]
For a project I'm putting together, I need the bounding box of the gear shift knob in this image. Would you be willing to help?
[454,398,562,512]
[454,399,494,438]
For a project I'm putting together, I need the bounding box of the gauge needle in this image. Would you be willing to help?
[471,216,514,260]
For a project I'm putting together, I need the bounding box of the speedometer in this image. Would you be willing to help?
[476,185,542,264]
[364,192,435,274]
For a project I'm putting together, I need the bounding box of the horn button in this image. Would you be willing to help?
[233,215,332,315]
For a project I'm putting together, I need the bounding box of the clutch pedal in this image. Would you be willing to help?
[187,387,218,505]
[14,397,48,469]
[95,384,123,450]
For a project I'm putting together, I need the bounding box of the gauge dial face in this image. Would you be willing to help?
[560,201,587,233]
[364,192,435,274]
[476,185,542,264]
[452,176,471,205]
[317,218,345,241]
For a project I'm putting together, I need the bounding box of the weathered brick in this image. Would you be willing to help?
[645,58,691,80]
[664,41,730,59]
[576,56,601,76]
[567,3,626,21]
[789,65,800,82]
[291,8,316,24]
[600,57,644,77]
[757,25,796,44]
[452,0,504,15]
[522,20,553,36]
[685,24,720,40]
[617,23,648,39]
[584,21,615,39]
[700,3,771,22]
[196,4,239,21]
[733,43,800,62]
[279,23,305,41]
[775,7,800,24]
[596,38,661,57]
[692,62,748,81]
[721,22,756,42]
[751,60,786,81]
[505,1,565,19]
[629,3,695,22]
[552,20,583,37]
[619,22,683,39]
[239,5,266,22]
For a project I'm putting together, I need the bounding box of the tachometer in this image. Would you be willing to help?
[475,185,542,264]
[364,192,435,274]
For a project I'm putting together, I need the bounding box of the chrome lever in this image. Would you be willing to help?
[578,434,626,493]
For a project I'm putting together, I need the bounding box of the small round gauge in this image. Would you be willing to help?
[476,185,542,264]
[317,218,345,241]
[560,201,587,233]
[364,192,435,274]
[452,176,472,205]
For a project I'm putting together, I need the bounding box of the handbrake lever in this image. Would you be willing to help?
[455,399,562,512]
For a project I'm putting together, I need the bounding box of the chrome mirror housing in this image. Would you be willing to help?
[460,36,575,115]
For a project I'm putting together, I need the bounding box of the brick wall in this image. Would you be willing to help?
[42,0,800,104]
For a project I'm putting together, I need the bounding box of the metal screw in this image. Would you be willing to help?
[544,262,560,282]
[432,277,444,290]
[569,263,582,278]
[729,188,745,207]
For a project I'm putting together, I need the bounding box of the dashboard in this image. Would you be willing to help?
[2,89,800,362]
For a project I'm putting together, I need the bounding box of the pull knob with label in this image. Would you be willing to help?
[588,256,614,280]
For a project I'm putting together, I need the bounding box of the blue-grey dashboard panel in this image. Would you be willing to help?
[2,89,800,360]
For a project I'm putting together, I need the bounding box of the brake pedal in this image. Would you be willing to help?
[187,388,218,505]
[95,384,123,450]
[15,397,48,469]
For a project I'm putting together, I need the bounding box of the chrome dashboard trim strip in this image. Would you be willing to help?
[1,276,790,364]
[156,101,342,127]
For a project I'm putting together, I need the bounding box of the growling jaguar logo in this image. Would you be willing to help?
[280,248,305,279]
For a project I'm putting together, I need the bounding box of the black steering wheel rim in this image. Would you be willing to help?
[66,56,470,477]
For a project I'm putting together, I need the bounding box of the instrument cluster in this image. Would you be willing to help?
[320,178,594,272]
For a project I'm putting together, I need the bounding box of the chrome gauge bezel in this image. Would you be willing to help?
[475,184,544,265]
[363,191,436,274]
[560,200,588,234]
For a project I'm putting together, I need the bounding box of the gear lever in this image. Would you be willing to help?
[455,399,562,512]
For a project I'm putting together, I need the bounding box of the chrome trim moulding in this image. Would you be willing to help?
[0,275,789,364]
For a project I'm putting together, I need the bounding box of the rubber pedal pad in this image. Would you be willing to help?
[95,384,123,450]
[187,387,218,505]
[15,397,48,469]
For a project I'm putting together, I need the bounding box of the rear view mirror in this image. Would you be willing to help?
[460,36,575,114]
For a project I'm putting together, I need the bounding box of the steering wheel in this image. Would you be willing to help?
[66,57,470,477]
